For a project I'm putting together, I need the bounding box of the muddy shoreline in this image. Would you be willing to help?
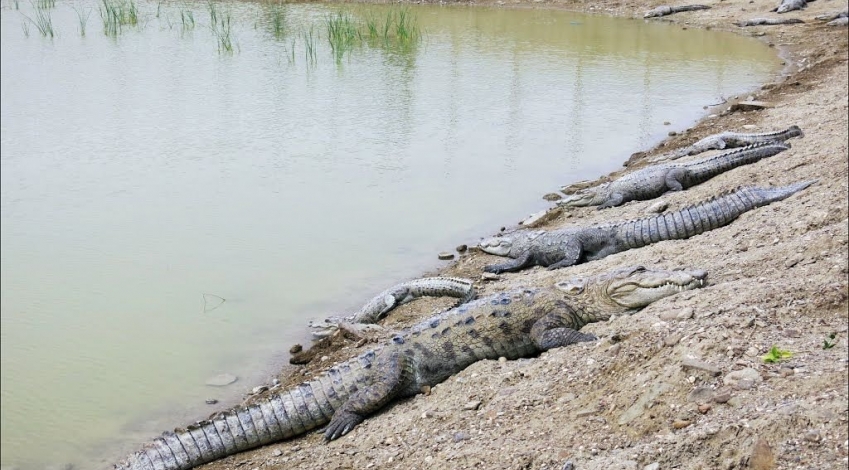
[195,0,849,468]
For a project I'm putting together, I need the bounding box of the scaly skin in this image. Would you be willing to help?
[482,180,814,274]
[114,266,707,470]
[644,4,711,18]
[558,142,790,209]
[736,17,805,26]
[654,125,804,161]
[772,0,813,13]
[309,277,476,340]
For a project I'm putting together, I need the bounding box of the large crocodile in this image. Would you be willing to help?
[643,4,711,18]
[114,265,707,470]
[308,277,476,340]
[652,125,804,162]
[481,180,814,274]
[772,0,814,13]
[558,142,791,209]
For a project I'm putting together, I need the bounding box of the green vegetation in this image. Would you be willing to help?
[213,13,234,54]
[762,345,793,363]
[36,0,54,9]
[180,9,195,32]
[302,26,316,64]
[99,0,138,37]
[21,1,55,38]
[267,2,286,39]
[823,332,837,349]
[325,11,360,59]
[73,4,91,36]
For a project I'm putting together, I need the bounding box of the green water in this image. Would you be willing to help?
[0,1,779,467]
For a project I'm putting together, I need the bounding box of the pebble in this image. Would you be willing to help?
[271,449,283,457]
[749,438,775,470]
[251,385,268,395]
[453,432,471,442]
[647,200,669,214]
[289,344,303,354]
[438,252,455,260]
[698,404,712,414]
[664,333,683,347]
[205,398,219,405]
[542,192,563,201]
[681,357,721,376]
[455,244,468,253]
[803,429,821,443]
[673,419,692,429]
[677,308,695,320]
[481,272,500,281]
[644,463,660,470]
[463,400,482,411]
[724,368,761,388]
[687,386,714,403]
[205,373,238,387]
[713,389,732,403]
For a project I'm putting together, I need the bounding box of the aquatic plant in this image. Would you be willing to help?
[36,0,54,9]
[99,0,138,36]
[180,9,194,32]
[325,11,360,59]
[73,4,91,36]
[206,0,217,29]
[263,1,286,39]
[301,27,316,64]
[213,12,235,54]
[21,20,30,36]
[21,2,55,38]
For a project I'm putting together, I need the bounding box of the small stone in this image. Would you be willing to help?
[272,378,280,386]
[644,463,660,470]
[576,408,599,418]
[271,449,283,457]
[663,121,671,125]
[205,398,219,405]
[712,389,733,403]
[698,404,712,414]
[673,419,692,429]
[780,368,794,377]
[681,358,721,376]
[251,385,268,395]
[543,192,563,201]
[438,252,455,260]
[725,368,761,388]
[664,333,682,347]
[803,430,821,443]
[608,343,622,355]
[729,101,774,112]
[668,131,677,136]
[205,373,238,387]
[647,201,669,214]
[749,438,775,470]
[420,385,431,395]
[687,386,714,403]
[677,308,695,320]
[498,356,507,363]
[453,432,471,442]
[745,346,759,357]
[455,244,468,253]
[320,355,329,362]
[421,410,434,418]
[735,379,755,390]
[481,272,500,281]
[463,400,482,411]
[289,344,303,354]
[520,208,561,227]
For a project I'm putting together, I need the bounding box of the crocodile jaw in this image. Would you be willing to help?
[557,190,599,207]
[605,266,707,309]
[479,236,513,256]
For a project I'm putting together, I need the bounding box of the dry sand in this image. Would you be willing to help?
[197,1,849,468]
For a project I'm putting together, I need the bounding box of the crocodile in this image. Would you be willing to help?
[308,277,476,340]
[815,10,847,21]
[736,17,805,26]
[558,142,791,209]
[481,180,814,274]
[772,0,815,13]
[644,4,711,18]
[114,265,708,470]
[652,125,804,162]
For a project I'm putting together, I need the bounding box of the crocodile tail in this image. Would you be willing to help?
[114,350,382,470]
[685,142,790,185]
[615,180,814,249]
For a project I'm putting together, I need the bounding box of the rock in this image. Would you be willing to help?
[481,272,500,281]
[735,379,756,390]
[520,207,561,227]
[647,200,669,214]
[453,432,471,442]
[644,464,660,470]
[803,429,821,443]
[687,386,714,403]
[673,419,692,429]
[749,438,775,470]
[205,373,238,387]
[271,449,283,457]
[289,344,303,354]
[438,252,455,260]
[668,131,677,136]
[729,101,774,113]
[724,368,761,388]
[576,408,599,418]
[463,400,482,411]
[664,333,682,346]
[677,307,695,320]
[681,357,721,376]
[618,383,671,425]
[456,244,468,253]
[713,389,733,403]
[251,385,268,395]
[663,121,671,125]
[542,192,563,201]
[698,404,712,414]
[205,398,219,405]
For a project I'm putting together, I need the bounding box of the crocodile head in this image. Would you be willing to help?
[478,230,544,257]
[556,187,605,208]
[556,265,707,317]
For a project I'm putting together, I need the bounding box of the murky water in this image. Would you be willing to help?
[0,1,779,467]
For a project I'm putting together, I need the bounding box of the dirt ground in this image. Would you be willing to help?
[198,0,849,469]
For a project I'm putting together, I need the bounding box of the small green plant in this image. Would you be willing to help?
[213,13,234,54]
[301,27,316,64]
[325,11,360,60]
[762,346,793,363]
[180,9,194,32]
[206,0,217,29]
[73,5,91,36]
[99,0,138,36]
[823,332,837,349]
[21,2,55,38]
[267,2,285,39]
[21,20,30,36]
[36,0,55,8]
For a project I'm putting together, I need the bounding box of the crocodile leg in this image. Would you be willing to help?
[530,312,598,350]
[597,192,625,209]
[664,167,687,191]
[484,251,534,274]
[324,351,412,441]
